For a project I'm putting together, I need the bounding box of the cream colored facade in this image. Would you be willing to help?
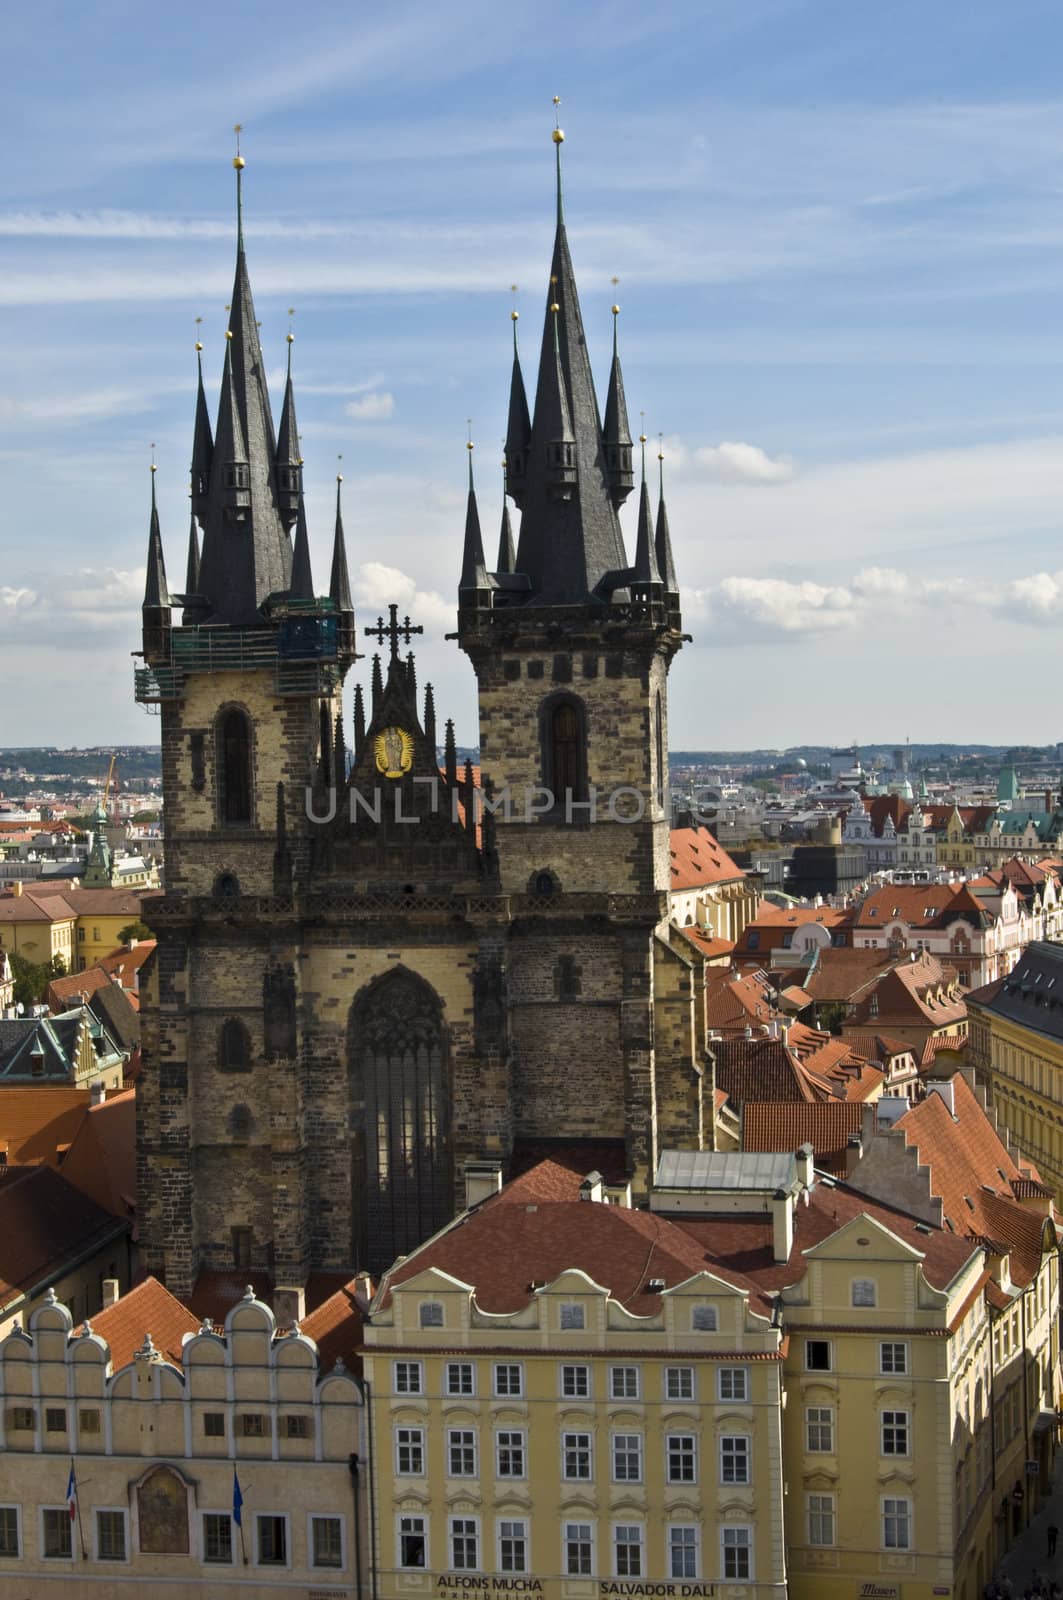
[363,1262,787,1600]
[0,1288,365,1596]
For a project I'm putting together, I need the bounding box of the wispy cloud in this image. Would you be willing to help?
[346,392,395,422]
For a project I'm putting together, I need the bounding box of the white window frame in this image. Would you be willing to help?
[880,1341,909,1375]
[397,1513,428,1571]
[495,1428,527,1479]
[881,1410,910,1457]
[307,1511,346,1572]
[612,1522,644,1578]
[609,1365,640,1400]
[449,1515,480,1572]
[805,1405,834,1453]
[445,1361,476,1397]
[882,1496,912,1551]
[718,1366,748,1402]
[447,1427,478,1478]
[497,1517,529,1574]
[665,1365,695,1401]
[668,1524,699,1579]
[808,1493,835,1547]
[563,1519,595,1577]
[720,1433,751,1485]
[611,1431,644,1484]
[666,1432,698,1484]
[561,1362,591,1398]
[94,1506,129,1563]
[40,1507,74,1562]
[0,1504,20,1561]
[562,1430,593,1481]
[254,1511,291,1570]
[393,1359,424,1396]
[200,1509,236,1567]
[804,1338,832,1371]
[395,1425,426,1477]
[493,1362,524,1398]
[720,1525,753,1581]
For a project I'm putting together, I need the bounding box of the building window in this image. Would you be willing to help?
[562,1363,591,1398]
[718,1367,748,1402]
[0,1508,19,1558]
[805,1339,832,1371]
[311,1516,344,1569]
[96,1510,127,1562]
[806,1406,834,1453]
[721,1527,752,1581]
[219,1018,251,1073]
[692,1304,717,1331]
[666,1366,695,1401]
[45,1408,66,1433]
[614,1524,643,1577]
[669,1526,698,1579]
[543,696,587,809]
[720,1435,750,1484]
[499,1519,528,1574]
[450,1518,479,1571]
[5,1408,33,1431]
[496,1430,526,1478]
[882,1410,910,1456]
[445,1362,475,1397]
[231,1226,252,1269]
[880,1342,908,1375]
[560,1302,585,1330]
[609,1365,640,1400]
[42,1508,73,1560]
[808,1494,835,1547]
[203,1412,225,1438]
[563,1432,593,1480]
[78,1409,101,1436]
[219,707,253,825]
[883,1497,912,1550]
[666,1434,697,1483]
[396,1427,425,1476]
[493,1363,523,1397]
[394,1361,423,1396]
[237,1413,267,1439]
[612,1433,643,1483]
[399,1516,427,1569]
[419,1301,444,1328]
[448,1429,477,1477]
[203,1513,233,1564]
[282,1414,309,1440]
[257,1515,288,1567]
[852,1278,877,1307]
[565,1521,594,1576]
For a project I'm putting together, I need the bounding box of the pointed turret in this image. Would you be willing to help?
[631,437,662,602]
[655,446,680,619]
[143,467,171,609]
[196,151,293,624]
[504,312,532,508]
[511,121,628,603]
[444,718,458,787]
[289,493,315,601]
[458,444,492,608]
[371,654,383,710]
[184,511,201,596]
[406,652,417,706]
[423,684,437,753]
[275,332,302,531]
[602,305,634,507]
[329,474,353,612]
[496,496,516,575]
[353,683,366,759]
[190,344,214,526]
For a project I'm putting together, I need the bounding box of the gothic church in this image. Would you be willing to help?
[136,132,710,1296]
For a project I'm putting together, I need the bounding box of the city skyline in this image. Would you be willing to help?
[4,1,1063,745]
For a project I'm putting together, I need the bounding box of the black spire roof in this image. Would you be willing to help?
[195,162,293,625]
[458,448,492,603]
[631,445,662,597]
[275,335,302,532]
[329,475,354,613]
[655,449,679,607]
[511,131,629,604]
[602,307,634,507]
[190,347,214,527]
[290,493,315,601]
[504,314,532,506]
[496,496,516,575]
[184,511,201,596]
[143,469,170,610]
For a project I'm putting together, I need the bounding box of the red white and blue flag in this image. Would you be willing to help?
[66,1462,77,1523]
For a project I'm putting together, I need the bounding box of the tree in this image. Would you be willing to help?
[8,950,65,1009]
[117,920,153,944]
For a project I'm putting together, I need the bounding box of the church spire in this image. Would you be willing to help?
[632,431,662,598]
[655,440,680,614]
[423,683,437,752]
[458,439,492,605]
[504,303,532,509]
[274,320,302,531]
[184,510,201,595]
[190,334,214,527]
[353,682,366,758]
[602,300,634,507]
[196,142,293,624]
[329,472,353,613]
[511,111,628,603]
[290,492,315,601]
[496,463,516,574]
[143,462,171,609]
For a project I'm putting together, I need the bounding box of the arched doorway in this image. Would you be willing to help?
[349,969,451,1271]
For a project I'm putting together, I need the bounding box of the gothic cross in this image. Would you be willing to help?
[364,603,423,660]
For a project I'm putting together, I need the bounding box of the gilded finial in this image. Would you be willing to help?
[287,307,295,345]
[194,314,203,353]
[611,275,620,318]
[552,97,565,222]
[552,95,564,143]
[233,123,245,170]
[150,441,157,473]
[233,126,245,247]
[337,452,343,484]
[639,413,648,480]
[225,329,233,341]
[466,421,475,490]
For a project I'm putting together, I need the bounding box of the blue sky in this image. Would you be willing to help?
[4,0,1063,749]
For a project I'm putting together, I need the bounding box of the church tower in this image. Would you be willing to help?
[457,118,686,1188]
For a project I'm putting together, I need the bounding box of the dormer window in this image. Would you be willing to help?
[419,1302,444,1329]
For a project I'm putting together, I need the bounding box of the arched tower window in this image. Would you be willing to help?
[349,969,451,1272]
[655,691,665,812]
[218,707,252,825]
[218,1018,251,1073]
[540,694,587,814]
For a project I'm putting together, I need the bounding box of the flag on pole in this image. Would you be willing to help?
[232,1467,243,1528]
[66,1461,77,1523]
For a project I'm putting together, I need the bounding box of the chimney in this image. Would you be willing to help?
[11,882,21,898]
[771,1189,794,1263]
[579,1170,604,1203]
[1047,790,1054,814]
[90,1081,106,1106]
[273,1284,306,1327]
[928,1079,956,1117]
[101,1278,119,1309]
[794,1143,814,1190]
[463,1158,503,1210]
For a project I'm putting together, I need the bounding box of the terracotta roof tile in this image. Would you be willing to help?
[742,1100,864,1176]
[89,1275,200,1369]
[300,1280,364,1373]
[668,827,746,890]
[0,1166,127,1311]
[60,1088,136,1218]
[0,1085,90,1165]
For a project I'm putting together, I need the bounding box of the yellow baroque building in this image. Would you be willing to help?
[975,940,1063,1208]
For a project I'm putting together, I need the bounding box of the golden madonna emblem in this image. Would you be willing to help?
[374,726,414,779]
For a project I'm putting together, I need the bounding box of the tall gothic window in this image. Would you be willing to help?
[655,692,665,812]
[349,970,451,1272]
[218,708,252,825]
[218,1018,251,1073]
[541,695,587,813]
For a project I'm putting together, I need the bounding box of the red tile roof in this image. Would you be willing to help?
[0,1085,90,1165]
[59,1088,136,1218]
[668,827,746,891]
[301,1280,364,1373]
[713,1036,816,1106]
[742,1101,865,1176]
[678,927,736,963]
[705,969,778,1033]
[0,1166,127,1312]
[89,1275,200,1369]
[855,884,987,930]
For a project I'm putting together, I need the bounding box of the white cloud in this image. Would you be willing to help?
[354,563,452,635]
[716,575,855,632]
[693,440,795,485]
[345,392,395,422]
